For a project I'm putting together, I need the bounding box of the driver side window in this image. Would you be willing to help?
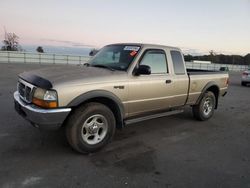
[140,50,168,74]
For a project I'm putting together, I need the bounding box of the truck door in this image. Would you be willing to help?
[127,49,175,116]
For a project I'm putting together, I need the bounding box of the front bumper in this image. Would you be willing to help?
[14,91,71,130]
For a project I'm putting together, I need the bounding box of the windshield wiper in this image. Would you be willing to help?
[91,64,115,71]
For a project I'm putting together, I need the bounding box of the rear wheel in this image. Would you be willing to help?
[192,91,216,121]
[65,102,116,154]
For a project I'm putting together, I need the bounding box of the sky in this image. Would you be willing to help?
[0,0,250,55]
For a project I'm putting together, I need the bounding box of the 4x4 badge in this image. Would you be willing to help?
[114,86,125,89]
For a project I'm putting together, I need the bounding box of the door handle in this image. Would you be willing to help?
[165,80,172,84]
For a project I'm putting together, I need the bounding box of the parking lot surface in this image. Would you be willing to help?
[0,63,250,188]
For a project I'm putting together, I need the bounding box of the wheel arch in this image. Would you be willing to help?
[196,82,220,109]
[67,90,125,129]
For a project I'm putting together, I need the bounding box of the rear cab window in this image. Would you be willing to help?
[171,50,186,75]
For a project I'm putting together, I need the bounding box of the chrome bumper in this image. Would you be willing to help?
[14,91,71,130]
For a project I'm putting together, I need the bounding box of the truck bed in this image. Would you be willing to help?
[185,69,228,106]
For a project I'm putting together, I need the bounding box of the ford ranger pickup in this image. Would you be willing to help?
[14,43,229,153]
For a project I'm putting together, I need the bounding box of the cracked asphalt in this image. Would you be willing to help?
[0,63,250,188]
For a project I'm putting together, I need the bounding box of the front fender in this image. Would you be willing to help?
[67,90,125,128]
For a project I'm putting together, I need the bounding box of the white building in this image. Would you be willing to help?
[192,60,212,64]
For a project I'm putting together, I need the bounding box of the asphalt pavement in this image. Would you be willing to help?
[0,63,250,188]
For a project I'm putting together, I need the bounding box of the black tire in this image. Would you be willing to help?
[192,91,216,121]
[65,102,116,154]
[241,82,246,86]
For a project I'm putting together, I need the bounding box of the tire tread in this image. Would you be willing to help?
[65,102,115,154]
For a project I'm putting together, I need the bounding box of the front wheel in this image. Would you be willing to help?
[192,91,216,121]
[65,102,116,154]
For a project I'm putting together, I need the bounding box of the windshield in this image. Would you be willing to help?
[88,45,141,71]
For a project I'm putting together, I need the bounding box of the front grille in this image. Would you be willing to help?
[18,82,25,97]
[17,79,35,103]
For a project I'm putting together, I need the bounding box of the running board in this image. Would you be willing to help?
[124,109,184,125]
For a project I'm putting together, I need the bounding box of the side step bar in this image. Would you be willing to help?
[124,109,184,125]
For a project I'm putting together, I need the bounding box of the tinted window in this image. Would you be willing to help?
[171,51,185,75]
[140,50,168,74]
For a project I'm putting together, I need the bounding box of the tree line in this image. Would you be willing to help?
[184,51,250,65]
[1,31,44,53]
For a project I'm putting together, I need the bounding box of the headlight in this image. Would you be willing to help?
[32,88,58,108]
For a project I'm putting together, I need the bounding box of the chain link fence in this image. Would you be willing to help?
[0,51,90,65]
[185,62,249,72]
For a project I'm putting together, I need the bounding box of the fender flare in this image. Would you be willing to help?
[195,81,220,109]
[67,90,125,128]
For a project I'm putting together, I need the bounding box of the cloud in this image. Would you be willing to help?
[181,46,242,56]
[180,47,207,56]
[40,38,96,48]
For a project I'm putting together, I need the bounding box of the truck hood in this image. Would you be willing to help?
[19,65,127,89]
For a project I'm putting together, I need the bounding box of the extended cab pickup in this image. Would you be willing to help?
[14,43,228,153]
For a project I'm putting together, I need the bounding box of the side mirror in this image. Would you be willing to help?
[89,49,99,56]
[135,65,151,76]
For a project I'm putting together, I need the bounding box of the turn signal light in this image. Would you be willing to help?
[32,97,58,109]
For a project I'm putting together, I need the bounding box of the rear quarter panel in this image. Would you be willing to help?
[186,73,228,105]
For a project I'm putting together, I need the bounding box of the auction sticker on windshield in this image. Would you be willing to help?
[124,46,140,51]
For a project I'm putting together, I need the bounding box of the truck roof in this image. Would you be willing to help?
[107,43,181,51]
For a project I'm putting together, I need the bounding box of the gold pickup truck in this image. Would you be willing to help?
[14,43,229,153]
